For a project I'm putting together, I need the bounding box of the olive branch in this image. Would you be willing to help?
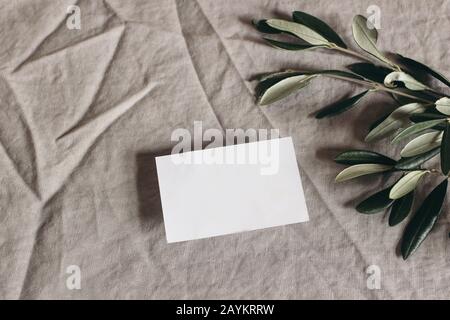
[253,11,450,259]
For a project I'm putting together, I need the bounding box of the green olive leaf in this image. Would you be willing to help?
[356,185,394,214]
[389,192,414,226]
[389,170,429,199]
[252,19,282,34]
[391,119,446,143]
[334,150,396,165]
[292,11,347,48]
[400,131,443,157]
[315,90,369,118]
[266,19,331,46]
[401,179,448,259]
[351,15,391,65]
[384,71,429,91]
[394,148,440,170]
[263,38,322,51]
[440,121,450,175]
[395,54,450,87]
[335,164,393,182]
[435,97,450,115]
[347,63,391,83]
[365,103,427,142]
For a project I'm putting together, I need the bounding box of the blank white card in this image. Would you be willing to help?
[155,137,309,243]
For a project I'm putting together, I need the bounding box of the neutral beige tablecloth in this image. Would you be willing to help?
[1,0,449,299]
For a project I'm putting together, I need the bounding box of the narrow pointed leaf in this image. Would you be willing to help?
[401,179,448,259]
[396,54,450,87]
[257,73,316,105]
[392,119,446,143]
[263,38,321,51]
[440,121,450,175]
[266,19,331,46]
[334,150,396,165]
[347,63,391,83]
[292,11,347,48]
[252,19,281,34]
[356,185,394,214]
[369,113,390,131]
[394,147,440,170]
[410,112,446,123]
[389,192,414,226]
[389,170,429,199]
[365,103,426,142]
[351,15,391,65]
[335,164,393,182]
[400,131,443,157]
[315,90,368,118]
[435,97,450,115]
[384,71,428,91]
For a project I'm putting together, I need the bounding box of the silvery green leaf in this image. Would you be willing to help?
[435,97,450,115]
[400,131,443,157]
[263,38,322,51]
[391,119,446,143]
[351,15,391,65]
[389,170,429,199]
[384,72,428,91]
[401,179,448,259]
[292,11,347,48]
[365,103,427,142]
[335,164,393,182]
[266,19,331,46]
[258,74,316,105]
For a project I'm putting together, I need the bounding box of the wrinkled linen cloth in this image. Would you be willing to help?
[0,0,449,299]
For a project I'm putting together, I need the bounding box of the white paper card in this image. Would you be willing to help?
[155,137,309,243]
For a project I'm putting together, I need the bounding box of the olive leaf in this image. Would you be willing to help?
[365,103,427,142]
[347,62,391,83]
[266,19,331,46]
[394,148,440,170]
[395,54,450,87]
[356,185,394,214]
[389,170,429,199]
[263,38,321,51]
[335,164,393,182]
[410,112,446,128]
[351,15,392,66]
[391,119,446,143]
[334,150,396,165]
[315,90,369,118]
[292,11,347,48]
[401,179,448,259]
[435,97,450,115]
[252,19,282,34]
[400,131,443,157]
[389,192,414,226]
[257,73,316,105]
[440,120,450,175]
[384,72,429,91]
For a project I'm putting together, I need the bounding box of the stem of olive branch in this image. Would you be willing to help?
[330,45,401,71]
[323,74,434,103]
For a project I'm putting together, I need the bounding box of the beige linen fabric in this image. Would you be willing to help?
[0,0,449,299]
